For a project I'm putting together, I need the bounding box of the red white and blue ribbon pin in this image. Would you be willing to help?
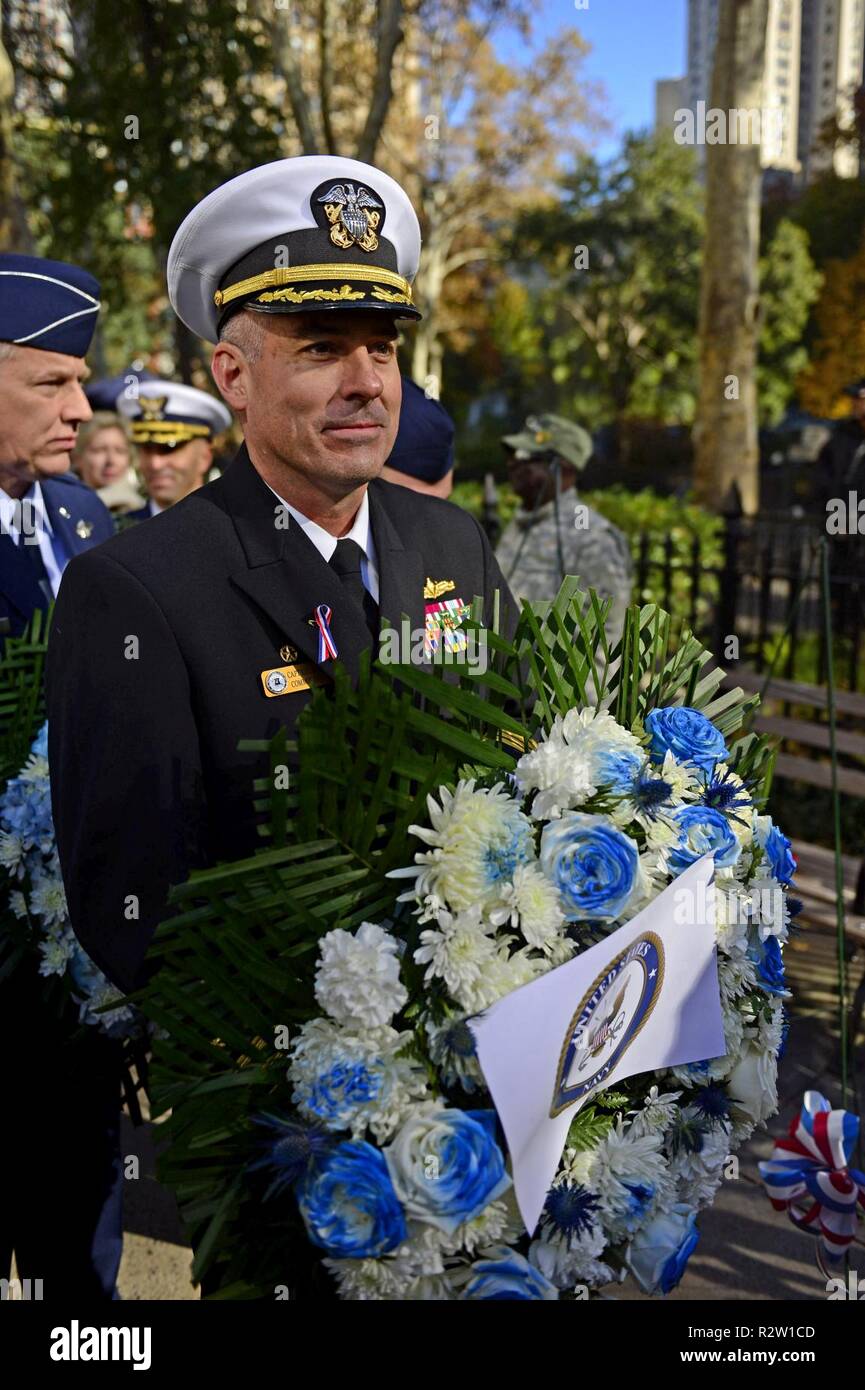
[759,1090,865,1261]
[312,604,338,662]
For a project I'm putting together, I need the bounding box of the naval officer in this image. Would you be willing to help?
[47,155,517,997]
[116,379,232,521]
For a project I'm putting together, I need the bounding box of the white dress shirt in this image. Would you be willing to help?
[265,483,380,603]
[0,480,65,596]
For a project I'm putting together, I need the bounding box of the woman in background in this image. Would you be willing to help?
[72,413,144,515]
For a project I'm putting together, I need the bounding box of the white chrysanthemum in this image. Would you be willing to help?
[628,1086,683,1139]
[20,752,49,783]
[472,945,545,1011]
[388,780,533,917]
[720,996,746,1067]
[747,868,790,942]
[560,1144,596,1188]
[442,1197,522,1256]
[515,709,643,822]
[414,904,499,1010]
[672,1118,732,1209]
[9,889,27,919]
[757,994,785,1056]
[37,925,76,977]
[583,1119,670,1223]
[719,951,758,1000]
[0,831,24,874]
[314,922,407,1029]
[642,816,683,851]
[488,863,566,951]
[325,1226,453,1301]
[544,934,578,967]
[289,1017,428,1142]
[714,885,753,956]
[28,870,68,927]
[529,1223,615,1291]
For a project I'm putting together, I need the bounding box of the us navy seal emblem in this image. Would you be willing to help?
[550,932,664,1117]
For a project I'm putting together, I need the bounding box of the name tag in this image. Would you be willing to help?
[260,663,324,698]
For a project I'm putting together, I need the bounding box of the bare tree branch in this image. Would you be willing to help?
[319,0,337,155]
[354,0,405,164]
[266,4,323,155]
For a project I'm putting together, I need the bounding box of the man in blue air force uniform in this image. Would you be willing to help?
[0,254,123,1299]
[0,255,114,638]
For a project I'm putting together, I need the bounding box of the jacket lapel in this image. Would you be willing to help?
[368,480,425,637]
[221,446,371,679]
[42,486,85,564]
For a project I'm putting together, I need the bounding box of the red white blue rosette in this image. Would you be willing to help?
[759,1090,865,1260]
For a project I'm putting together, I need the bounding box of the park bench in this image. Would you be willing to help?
[721,665,865,1042]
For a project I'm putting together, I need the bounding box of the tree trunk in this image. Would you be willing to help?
[0,17,27,252]
[693,0,769,515]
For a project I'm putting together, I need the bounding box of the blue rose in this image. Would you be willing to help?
[540,813,639,922]
[462,1247,559,1300]
[750,935,787,996]
[645,707,729,773]
[297,1140,407,1258]
[383,1107,510,1235]
[756,817,796,885]
[627,1204,699,1294]
[668,805,741,875]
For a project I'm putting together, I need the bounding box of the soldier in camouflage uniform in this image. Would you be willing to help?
[495,414,633,636]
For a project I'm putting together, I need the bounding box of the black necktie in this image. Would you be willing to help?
[18,534,52,602]
[328,538,379,641]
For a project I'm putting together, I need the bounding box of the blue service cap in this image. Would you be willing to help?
[0,253,101,357]
[386,377,455,484]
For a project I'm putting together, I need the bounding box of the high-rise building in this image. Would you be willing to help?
[656,0,865,183]
[798,0,864,179]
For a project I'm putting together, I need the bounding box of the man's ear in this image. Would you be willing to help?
[211,342,249,413]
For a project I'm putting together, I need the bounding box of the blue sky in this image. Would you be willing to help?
[511,0,688,159]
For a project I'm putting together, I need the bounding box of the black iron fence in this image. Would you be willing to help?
[633,515,865,693]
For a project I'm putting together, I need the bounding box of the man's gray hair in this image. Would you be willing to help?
[217,310,264,363]
[0,341,16,366]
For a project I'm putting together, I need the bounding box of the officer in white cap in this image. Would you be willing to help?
[47,156,516,1006]
[116,380,232,520]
